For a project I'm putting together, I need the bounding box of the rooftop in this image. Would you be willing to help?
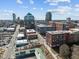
[37,24,52,27]
[16,39,28,45]
[47,28,79,34]
[26,29,36,33]
[47,30,71,34]
[6,28,15,31]
[17,33,24,38]
[70,28,79,32]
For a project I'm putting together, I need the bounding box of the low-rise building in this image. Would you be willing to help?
[48,21,68,30]
[17,33,25,40]
[46,31,70,47]
[46,28,79,47]
[36,24,55,35]
[26,29,38,40]
[55,22,67,30]
[68,28,79,43]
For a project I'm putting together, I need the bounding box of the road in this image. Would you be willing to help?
[2,25,20,59]
[37,32,62,59]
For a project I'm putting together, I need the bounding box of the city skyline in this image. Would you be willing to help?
[0,0,79,20]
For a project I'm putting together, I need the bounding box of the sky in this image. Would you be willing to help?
[0,0,79,20]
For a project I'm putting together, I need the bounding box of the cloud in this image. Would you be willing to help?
[29,0,34,4]
[56,6,71,14]
[47,6,72,14]
[75,14,79,17]
[22,6,28,9]
[41,8,43,10]
[16,0,23,4]
[75,8,79,11]
[44,0,71,6]
[3,10,14,13]
[44,0,71,3]
[74,4,79,11]
[75,4,79,8]
[0,10,14,19]
[49,2,58,6]
[47,9,53,12]
[33,7,36,10]
[58,0,70,2]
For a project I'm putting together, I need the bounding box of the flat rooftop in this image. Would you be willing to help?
[47,28,79,34]
[23,56,36,59]
[16,48,46,59]
[16,39,28,45]
[17,33,24,38]
[37,24,52,27]
[47,30,71,34]
[70,28,79,32]
[26,29,36,33]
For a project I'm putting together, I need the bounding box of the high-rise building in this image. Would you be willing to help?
[16,17,20,24]
[66,17,71,23]
[45,12,52,24]
[24,13,35,29]
[12,13,16,23]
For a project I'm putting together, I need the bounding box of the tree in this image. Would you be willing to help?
[59,44,70,59]
[71,45,79,59]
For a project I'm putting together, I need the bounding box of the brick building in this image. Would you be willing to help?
[46,28,79,47]
[46,31,70,47]
[55,22,67,30]
[48,21,67,30]
[26,29,38,40]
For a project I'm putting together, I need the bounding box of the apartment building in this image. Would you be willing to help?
[46,28,79,47]
[46,31,70,47]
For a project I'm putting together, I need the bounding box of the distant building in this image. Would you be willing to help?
[55,22,67,30]
[48,21,77,30]
[35,20,46,25]
[48,21,67,30]
[16,17,20,24]
[12,13,16,23]
[36,24,55,35]
[20,20,24,27]
[45,12,52,24]
[24,13,35,29]
[66,17,71,23]
[66,17,76,29]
